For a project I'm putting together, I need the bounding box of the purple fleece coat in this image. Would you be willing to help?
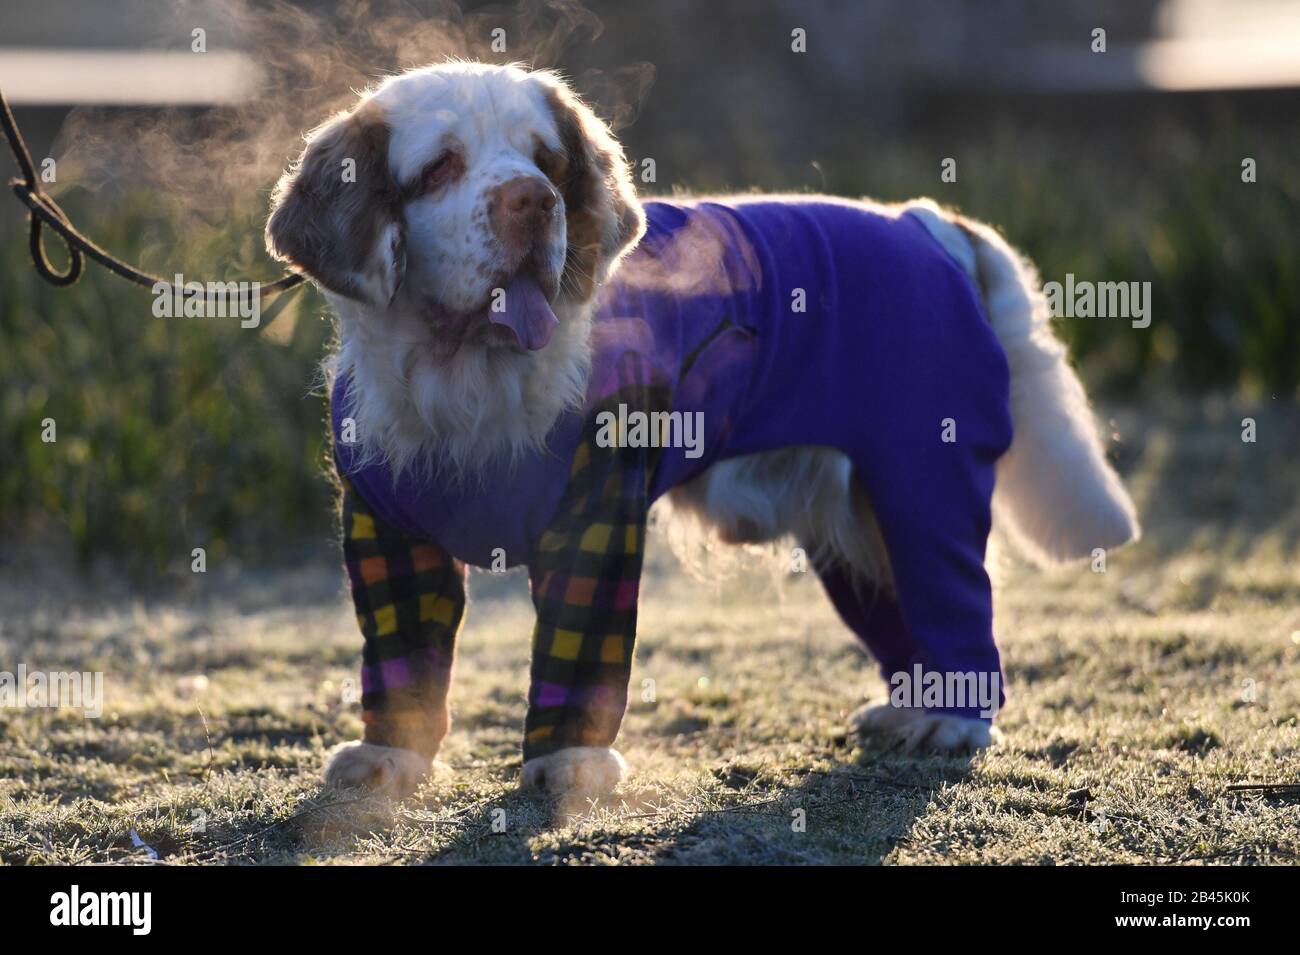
[334,197,1015,719]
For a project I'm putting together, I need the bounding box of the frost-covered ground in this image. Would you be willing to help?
[3,398,1298,865]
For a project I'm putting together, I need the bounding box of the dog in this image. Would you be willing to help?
[264,61,1139,798]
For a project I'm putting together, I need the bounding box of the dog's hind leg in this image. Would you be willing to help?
[821,233,1016,749]
[323,477,467,798]
[818,561,997,751]
[832,406,1010,750]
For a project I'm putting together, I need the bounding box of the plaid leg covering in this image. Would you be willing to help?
[523,358,669,761]
[341,476,467,757]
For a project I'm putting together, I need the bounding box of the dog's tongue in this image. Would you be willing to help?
[488,276,558,351]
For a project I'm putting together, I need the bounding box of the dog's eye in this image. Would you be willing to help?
[534,145,567,183]
[421,150,463,193]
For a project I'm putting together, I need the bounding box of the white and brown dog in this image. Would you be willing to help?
[265,62,1139,798]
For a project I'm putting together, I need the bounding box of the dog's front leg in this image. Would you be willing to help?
[520,546,642,796]
[519,394,658,796]
[324,477,467,797]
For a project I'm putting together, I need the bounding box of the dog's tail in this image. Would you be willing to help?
[905,200,1140,565]
[964,214,1140,563]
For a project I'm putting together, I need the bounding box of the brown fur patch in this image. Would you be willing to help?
[543,82,645,303]
[265,103,404,303]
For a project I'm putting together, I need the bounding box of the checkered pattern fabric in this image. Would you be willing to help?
[522,354,670,760]
[337,352,668,763]
[340,473,466,757]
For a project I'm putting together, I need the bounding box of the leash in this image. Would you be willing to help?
[1,87,303,317]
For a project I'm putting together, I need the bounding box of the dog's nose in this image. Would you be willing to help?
[500,176,557,215]
[490,176,559,248]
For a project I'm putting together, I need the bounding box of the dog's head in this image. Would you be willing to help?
[266,62,644,353]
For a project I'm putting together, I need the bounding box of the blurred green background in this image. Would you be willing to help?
[2,0,1298,576]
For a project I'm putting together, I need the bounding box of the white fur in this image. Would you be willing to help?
[331,293,591,479]
[521,747,627,795]
[329,63,589,478]
[667,446,894,591]
[322,740,433,798]
[849,703,998,752]
[374,63,568,315]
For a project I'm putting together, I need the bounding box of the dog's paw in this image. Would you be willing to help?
[850,704,999,753]
[520,746,626,796]
[322,741,432,798]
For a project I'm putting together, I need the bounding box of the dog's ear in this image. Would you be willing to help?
[266,102,405,307]
[540,76,646,301]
